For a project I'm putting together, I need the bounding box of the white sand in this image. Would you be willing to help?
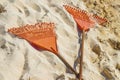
[0,0,120,80]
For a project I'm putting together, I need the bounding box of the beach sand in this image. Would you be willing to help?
[0,0,120,80]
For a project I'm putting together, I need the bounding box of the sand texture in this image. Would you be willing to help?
[0,0,120,80]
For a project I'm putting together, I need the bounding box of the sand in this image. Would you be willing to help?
[0,0,120,80]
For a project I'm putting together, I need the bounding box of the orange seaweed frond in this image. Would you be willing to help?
[63,5,95,31]
[8,22,58,54]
